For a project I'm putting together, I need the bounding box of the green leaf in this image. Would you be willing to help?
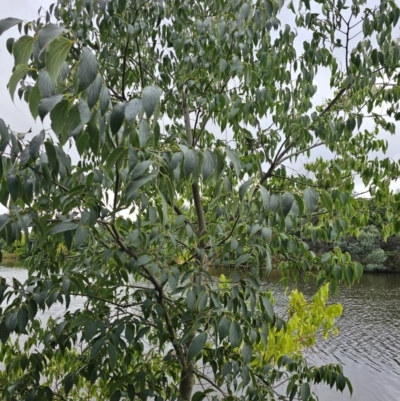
[110,102,126,135]
[300,382,310,401]
[108,342,117,369]
[38,94,63,121]
[320,190,333,212]
[13,35,34,66]
[241,343,252,364]
[262,296,274,321]
[201,149,216,180]
[281,192,294,216]
[78,99,91,124]
[46,36,72,81]
[29,130,45,159]
[184,149,199,176]
[6,38,14,54]
[125,98,142,122]
[50,99,70,134]
[131,160,152,180]
[138,119,150,148]
[48,222,78,235]
[260,186,270,210]
[125,175,154,199]
[0,18,23,35]
[303,187,319,213]
[0,214,9,231]
[239,179,252,200]
[28,84,41,120]
[142,86,162,118]
[100,86,110,116]
[8,64,30,101]
[38,24,68,53]
[74,226,88,248]
[6,174,19,201]
[17,308,28,332]
[270,194,280,212]
[218,317,231,341]
[187,332,207,361]
[235,253,250,268]
[225,147,241,178]
[105,147,128,171]
[90,336,105,359]
[38,70,56,98]
[84,320,97,341]
[86,74,102,109]
[228,321,242,348]
[78,48,98,92]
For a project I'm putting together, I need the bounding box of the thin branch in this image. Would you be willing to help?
[135,37,145,88]
[320,87,348,116]
[277,141,324,165]
[217,214,240,247]
[121,37,130,101]
[195,370,228,398]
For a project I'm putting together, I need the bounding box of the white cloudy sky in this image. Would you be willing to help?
[0,0,399,203]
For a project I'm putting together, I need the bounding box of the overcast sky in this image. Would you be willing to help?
[0,0,399,205]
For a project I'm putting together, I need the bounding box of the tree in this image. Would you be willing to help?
[339,225,387,271]
[0,0,399,400]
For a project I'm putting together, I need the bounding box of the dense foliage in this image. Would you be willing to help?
[0,0,400,400]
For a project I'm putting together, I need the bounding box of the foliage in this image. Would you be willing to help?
[339,225,390,271]
[0,0,399,400]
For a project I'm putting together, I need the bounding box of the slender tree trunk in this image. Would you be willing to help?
[179,363,195,401]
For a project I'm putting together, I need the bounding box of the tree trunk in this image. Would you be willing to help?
[179,364,194,401]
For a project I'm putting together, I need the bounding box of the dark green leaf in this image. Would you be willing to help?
[29,130,45,158]
[303,188,319,213]
[38,94,63,120]
[100,86,110,116]
[7,174,19,201]
[142,86,162,118]
[187,332,207,361]
[183,149,198,176]
[90,336,105,359]
[28,84,41,120]
[38,24,68,53]
[0,214,9,230]
[225,147,241,177]
[110,102,126,135]
[281,192,294,216]
[38,70,56,98]
[86,74,102,109]
[108,342,117,369]
[138,119,150,147]
[74,226,88,248]
[0,18,23,35]
[218,317,231,341]
[125,98,142,122]
[300,382,310,401]
[48,222,78,235]
[46,36,72,81]
[50,99,70,133]
[125,175,154,200]
[228,321,242,348]
[78,48,98,92]
[13,35,34,66]
[201,149,216,180]
[8,64,30,101]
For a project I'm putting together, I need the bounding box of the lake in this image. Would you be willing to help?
[1,266,399,400]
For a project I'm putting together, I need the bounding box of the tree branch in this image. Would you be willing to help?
[121,37,130,101]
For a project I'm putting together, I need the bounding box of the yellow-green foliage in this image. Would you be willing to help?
[256,284,342,365]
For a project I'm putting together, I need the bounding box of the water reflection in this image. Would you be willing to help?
[1,266,400,401]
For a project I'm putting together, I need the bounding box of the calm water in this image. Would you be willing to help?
[1,266,400,400]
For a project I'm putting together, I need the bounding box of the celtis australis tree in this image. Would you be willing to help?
[0,0,400,400]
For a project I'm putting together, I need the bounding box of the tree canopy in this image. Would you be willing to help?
[0,0,400,400]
